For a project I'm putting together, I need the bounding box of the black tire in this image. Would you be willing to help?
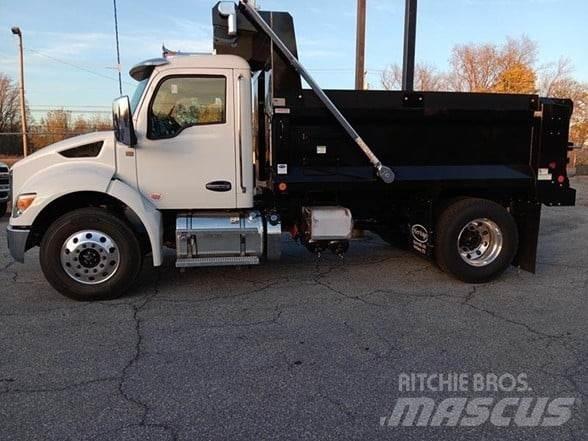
[40,208,142,301]
[435,198,518,283]
[0,201,7,217]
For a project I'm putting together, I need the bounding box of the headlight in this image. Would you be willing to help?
[13,193,36,217]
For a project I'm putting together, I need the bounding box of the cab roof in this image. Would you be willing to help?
[129,55,250,81]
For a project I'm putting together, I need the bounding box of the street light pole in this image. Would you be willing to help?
[355,0,367,90]
[11,26,28,157]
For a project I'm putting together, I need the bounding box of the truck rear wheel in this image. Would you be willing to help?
[435,198,518,283]
[40,208,142,301]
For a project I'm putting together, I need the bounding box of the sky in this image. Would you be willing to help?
[0,0,587,118]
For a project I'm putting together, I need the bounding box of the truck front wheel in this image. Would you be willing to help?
[435,198,519,283]
[40,208,142,301]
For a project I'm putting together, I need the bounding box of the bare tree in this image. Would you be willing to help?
[381,64,447,91]
[30,110,112,150]
[0,74,20,132]
[0,73,26,155]
[539,58,574,97]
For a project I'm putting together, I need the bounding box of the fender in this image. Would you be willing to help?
[11,161,115,228]
[106,179,163,266]
[12,161,163,267]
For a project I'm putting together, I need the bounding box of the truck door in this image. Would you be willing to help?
[135,70,237,209]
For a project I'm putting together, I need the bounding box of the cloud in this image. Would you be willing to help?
[31,31,111,58]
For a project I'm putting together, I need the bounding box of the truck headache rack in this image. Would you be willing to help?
[219,0,395,184]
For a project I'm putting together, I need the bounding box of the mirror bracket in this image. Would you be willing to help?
[218,2,238,36]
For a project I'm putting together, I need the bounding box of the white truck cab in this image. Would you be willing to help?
[7,53,284,300]
[127,55,254,210]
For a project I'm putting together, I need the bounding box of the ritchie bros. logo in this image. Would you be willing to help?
[380,372,578,428]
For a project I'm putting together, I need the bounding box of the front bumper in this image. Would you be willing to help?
[7,226,30,263]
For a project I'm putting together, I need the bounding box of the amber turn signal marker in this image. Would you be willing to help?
[16,194,36,212]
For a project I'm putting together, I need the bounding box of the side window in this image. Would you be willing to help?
[148,76,226,139]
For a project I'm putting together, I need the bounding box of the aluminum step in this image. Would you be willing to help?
[176,255,260,268]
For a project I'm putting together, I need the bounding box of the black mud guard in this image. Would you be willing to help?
[511,201,542,273]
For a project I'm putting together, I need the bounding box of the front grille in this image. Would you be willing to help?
[0,177,9,186]
[0,192,8,199]
[0,167,8,173]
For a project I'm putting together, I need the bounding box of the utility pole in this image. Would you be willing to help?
[113,0,123,96]
[355,0,367,90]
[11,27,28,157]
[402,0,418,91]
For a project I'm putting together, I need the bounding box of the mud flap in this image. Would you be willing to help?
[407,198,435,259]
[512,201,542,273]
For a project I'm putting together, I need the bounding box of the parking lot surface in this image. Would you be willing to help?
[0,178,586,441]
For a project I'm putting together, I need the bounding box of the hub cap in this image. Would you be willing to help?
[457,218,503,268]
[60,230,120,285]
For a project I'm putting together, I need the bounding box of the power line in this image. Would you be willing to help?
[26,48,134,86]
[0,131,109,136]
[29,109,111,114]
[308,68,386,73]
[30,105,110,109]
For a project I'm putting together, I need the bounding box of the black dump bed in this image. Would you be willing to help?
[284,90,538,174]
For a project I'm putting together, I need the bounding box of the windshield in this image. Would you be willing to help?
[130,79,149,115]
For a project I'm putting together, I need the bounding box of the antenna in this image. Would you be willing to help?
[113,0,123,95]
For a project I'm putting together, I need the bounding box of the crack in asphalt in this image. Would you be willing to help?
[0,268,181,439]
[0,377,120,395]
[462,286,478,304]
[117,270,162,425]
[106,270,180,441]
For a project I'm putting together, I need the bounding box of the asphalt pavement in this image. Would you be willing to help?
[0,178,586,440]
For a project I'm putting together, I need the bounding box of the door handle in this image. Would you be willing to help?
[206,181,232,192]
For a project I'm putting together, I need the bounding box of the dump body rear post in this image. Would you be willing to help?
[5,1,576,300]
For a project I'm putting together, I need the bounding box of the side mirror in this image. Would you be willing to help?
[112,96,137,147]
[218,2,238,36]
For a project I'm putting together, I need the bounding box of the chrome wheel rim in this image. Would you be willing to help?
[457,218,503,267]
[60,230,120,285]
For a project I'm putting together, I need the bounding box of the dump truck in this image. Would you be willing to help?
[7,1,576,300]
